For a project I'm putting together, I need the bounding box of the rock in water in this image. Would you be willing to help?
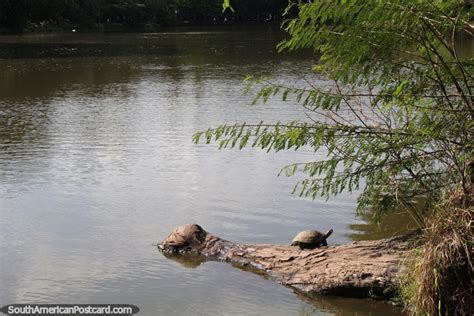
[158,224,207,253]
[158,223,233,257]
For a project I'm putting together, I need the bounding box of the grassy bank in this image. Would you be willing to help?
[401,189,473,315]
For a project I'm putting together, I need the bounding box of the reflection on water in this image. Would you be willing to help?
[162,253,207,269]
[0,27,405,315]
[295,293,401,316]
[349,211,419,241]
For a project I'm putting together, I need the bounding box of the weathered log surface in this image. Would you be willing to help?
[158,224,413,299]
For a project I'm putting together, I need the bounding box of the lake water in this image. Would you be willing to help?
[0,26,405,315]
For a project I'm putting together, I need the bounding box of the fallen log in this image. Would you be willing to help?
[158,224,414,300]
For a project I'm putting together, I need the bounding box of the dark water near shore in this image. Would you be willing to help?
[0,26,434,315]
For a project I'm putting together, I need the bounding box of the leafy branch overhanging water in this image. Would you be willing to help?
[196,0,473,228]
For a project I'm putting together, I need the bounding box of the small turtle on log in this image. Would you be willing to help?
[291,229,333,249]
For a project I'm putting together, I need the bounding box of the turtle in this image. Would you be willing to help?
[290,229,333,249]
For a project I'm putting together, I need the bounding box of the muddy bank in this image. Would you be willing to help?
[158,224,414,300]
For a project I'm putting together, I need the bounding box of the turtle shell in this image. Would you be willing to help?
[291,229,333,249]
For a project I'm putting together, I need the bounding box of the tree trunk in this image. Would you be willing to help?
[158,224,414,300]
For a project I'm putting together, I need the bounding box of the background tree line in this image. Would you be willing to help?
[0,0,288,33]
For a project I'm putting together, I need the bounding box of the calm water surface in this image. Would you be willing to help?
[0,27,405,315]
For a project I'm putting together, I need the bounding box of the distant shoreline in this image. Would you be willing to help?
[0,20,283,35]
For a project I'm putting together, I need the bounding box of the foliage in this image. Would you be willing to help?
[194,0,474,225]
[0,0,30,32]
[0,0,288,33]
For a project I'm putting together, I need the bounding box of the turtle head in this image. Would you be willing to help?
[324,229,333,241]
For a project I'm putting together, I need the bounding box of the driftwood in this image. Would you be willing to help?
[158,224,413,299]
